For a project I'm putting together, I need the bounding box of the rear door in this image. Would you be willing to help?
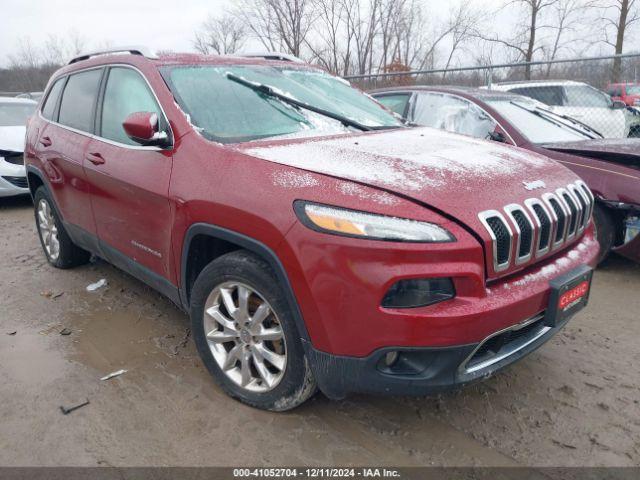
[34,69,103,238]
[84,66,175,281]
[561,85,626,138]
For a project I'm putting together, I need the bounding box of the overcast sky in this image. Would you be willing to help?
[2,0,633,68]
[1,0,228,66]
[2,0,483,67]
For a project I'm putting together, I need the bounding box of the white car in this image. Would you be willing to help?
[489,80,629,138]
[0,97,36,197]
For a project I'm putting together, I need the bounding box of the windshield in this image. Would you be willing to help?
[627,85,640,95]
[0,103,36,127]
[163,65,402,143]
[486,99,592,143]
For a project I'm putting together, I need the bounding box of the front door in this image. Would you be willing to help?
[84,66,175,282]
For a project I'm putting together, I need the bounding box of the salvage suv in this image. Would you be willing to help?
[25,48,599,411]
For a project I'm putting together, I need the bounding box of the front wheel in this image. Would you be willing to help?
[190,250,317,411]
[593,203,615,264]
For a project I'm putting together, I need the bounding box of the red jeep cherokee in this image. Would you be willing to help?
[25,48,599,410]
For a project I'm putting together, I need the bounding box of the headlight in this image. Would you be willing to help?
[294,201,455,242]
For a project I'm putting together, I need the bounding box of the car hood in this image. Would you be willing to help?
[0,126,26,153]
[239,127,579,248]
[541,139,640,170]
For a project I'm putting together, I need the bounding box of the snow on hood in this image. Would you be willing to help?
[239,127,578,220]
[0,126,26,153]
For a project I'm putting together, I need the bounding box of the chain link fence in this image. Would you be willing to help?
[347,54,640,139]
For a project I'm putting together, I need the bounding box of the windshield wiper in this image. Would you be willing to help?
[534,105,603,138]
[509,102,598,140]
[226,72,374,132]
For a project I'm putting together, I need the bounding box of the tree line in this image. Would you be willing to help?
[2,0,638,93]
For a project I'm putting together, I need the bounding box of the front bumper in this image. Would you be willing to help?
[307,310,573,399]
[0,158,28,197]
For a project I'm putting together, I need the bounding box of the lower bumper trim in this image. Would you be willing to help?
[305,314,572,400]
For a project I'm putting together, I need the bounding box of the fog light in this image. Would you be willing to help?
[381,278,455,309]
[384,351,399,367]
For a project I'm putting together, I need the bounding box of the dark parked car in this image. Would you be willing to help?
[372,86,639,264]
[25,49,598,410]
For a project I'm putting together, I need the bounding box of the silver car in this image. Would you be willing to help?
[0,97,37,197]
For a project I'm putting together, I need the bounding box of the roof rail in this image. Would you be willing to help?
[68,46,158,65]
[239,52,304,63]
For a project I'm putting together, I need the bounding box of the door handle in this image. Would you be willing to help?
[86,152,106,166]
[39,136,52,147]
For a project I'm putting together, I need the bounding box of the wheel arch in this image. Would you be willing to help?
[180,223,311,344]
[26,165,46,200]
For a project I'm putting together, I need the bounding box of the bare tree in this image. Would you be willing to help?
[194,14,246,54]
[544,0,595,76]
[441,3,484,79]
[306,0,350,74]
[601,0,640,81]
[234,0,315,57]
[343,0,381,75]
[475,0,559,79]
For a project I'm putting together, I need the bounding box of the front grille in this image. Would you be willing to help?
[511,209,533,259]
[1,152,24,165]
[532,204,551,250]
[549,198,566,243]
[462,313,549,374]
[479,182,594,274]
[571,188,588,229]
[562,192,578,235]
[2,176,28,189]
[485,215,511,267]
[579,182,594,221]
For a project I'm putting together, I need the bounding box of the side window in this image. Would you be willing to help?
[511,86,564,106]
[58,69,103,132]
[376,94,411,117]
[41,78,65,120]
[100,67,163,146]
[412,93,497,139]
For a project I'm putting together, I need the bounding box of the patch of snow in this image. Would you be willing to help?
[504,236,596,289]
[337,182,399,206]
[272,171,320,188]
[244,127,555,193]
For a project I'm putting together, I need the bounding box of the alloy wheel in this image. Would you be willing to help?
[203,281,287,393]
[37,199,60,261]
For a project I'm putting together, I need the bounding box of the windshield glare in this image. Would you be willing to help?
[486,100,592,143]
[164,65,402,143]
[0,103,36,127]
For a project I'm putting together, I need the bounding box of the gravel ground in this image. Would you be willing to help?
[1,195,638,467]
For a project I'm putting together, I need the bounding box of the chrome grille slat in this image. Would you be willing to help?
[504,204,534,264]
[478,210,513,272]
[524,198,552,257]
[480,182,595,274]
[569,184,588,232]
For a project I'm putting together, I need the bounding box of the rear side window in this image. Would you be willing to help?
[41,78,65,120]
[511,86,564,106]
[376,94,411,117]
[58,69,103,132]
[100,67,162,145]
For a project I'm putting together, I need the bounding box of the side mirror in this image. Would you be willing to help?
[487,130,507,143]
[612,100,626,110]
[122,111,170,147]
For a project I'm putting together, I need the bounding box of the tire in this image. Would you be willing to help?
[190,250,317,411]
[593,203,615,264]
[34,186,91,269]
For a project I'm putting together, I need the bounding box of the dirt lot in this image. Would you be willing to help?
[1,195,639,467]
